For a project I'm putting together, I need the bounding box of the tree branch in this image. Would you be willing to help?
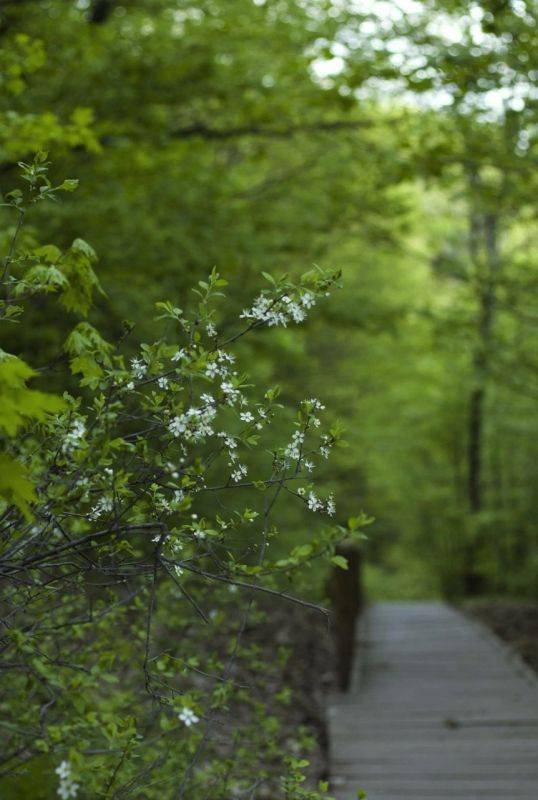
[170,118,378,141]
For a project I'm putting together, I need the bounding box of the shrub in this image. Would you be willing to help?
[0,156,367,799]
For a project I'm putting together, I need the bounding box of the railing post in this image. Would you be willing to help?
[327,541,363,692]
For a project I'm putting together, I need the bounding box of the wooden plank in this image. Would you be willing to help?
[328,602,538,800]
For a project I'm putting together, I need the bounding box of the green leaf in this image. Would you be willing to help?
[15,264,68,295]
[59,178,79,192]
[330,555,348,570]
[59,240,103,314]
[291,544,313,558]
[155,300,183,321]
[0,455,36,519]
[71,238,97,261]
[64,322,113,385]
[0,353,65,436]
[34,244,62,263]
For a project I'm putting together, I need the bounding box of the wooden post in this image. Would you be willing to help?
[326,542,363,691]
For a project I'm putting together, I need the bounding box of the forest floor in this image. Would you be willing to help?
[465,600,538,674]
[248,600,335,790]
[225,598,335,800]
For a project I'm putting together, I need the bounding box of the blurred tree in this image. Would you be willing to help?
[1,0,537,602]
[332,0,538,597]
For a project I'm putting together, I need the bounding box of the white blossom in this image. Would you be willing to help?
[285,430,305,461]
[131,357,147,379]
[300,291,316,309]
[221,380,241,406]
[205,361,219,379]
[156,496,172,513]
[240,293,273,324]
[178,707,199,727]
[169,415,186,437]
[287,301,306,323]
[240,290,314,328]
[58,782,79,800]
[171,348,187,363]
[89,496,113,520]
[157,376,169,390]
[206,321,217,337]
[55,762,70,780]
[62,419,86,453]
[76,476,89,488]
[169,406,216,441]
[218,433,238,463]
[326,494,336,516]
[231,464,248,483]
[240,411,254,423]
[308,398,325,411]
[217,350,235,364]
[55,761,79,799]
[303,460,314,472]
[307,491,322,512]
[166,461,179,478]
[169,536,183,556]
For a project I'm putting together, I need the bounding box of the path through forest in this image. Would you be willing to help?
[328,602,538,799]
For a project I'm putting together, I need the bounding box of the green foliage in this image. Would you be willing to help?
[0,151,104,517]
[0,353,64,436]
[1,1,538,795]
[65,322,113,385]
[1,152,359,797]
[330,555,349,571]
[0,453,36,520]
[0,348,64,515]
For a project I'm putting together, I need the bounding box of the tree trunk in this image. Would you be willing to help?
[468,385,484,514]
[464,202,500,596]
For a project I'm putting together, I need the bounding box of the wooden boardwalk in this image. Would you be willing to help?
[328,602,538,800]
